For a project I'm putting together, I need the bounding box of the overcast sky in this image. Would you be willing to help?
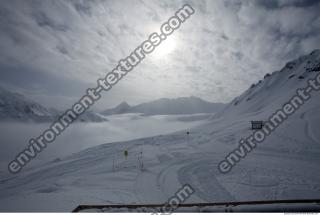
[0,0,319,110]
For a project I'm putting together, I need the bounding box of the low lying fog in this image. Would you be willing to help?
[0,113,211,175]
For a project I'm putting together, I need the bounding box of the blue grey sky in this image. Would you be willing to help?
[0,0,319,110]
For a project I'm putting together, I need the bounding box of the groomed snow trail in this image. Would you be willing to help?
[1,51,320,212]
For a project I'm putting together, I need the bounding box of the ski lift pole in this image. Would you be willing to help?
[112,155,115,171]
[124,150,128,160]
[186,131,190,144]
[139,151,144,170]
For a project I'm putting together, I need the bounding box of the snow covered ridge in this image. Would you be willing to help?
[101,97,225,115]
[217,49,320,118]
[217,49,320,172]
[219,71,320,173]
[0,86,54,122]
[0,87,107,123]
[1,50,320,212]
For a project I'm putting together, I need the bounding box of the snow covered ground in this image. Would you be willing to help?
[0,113,210,174]
[0,51,320,212]
[0,109,320,212]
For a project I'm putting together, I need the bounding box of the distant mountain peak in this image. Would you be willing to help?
[102,96,225,115]
[102,101,131,115]
[117,101,130,108]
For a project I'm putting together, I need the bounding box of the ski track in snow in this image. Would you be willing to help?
[1,113,320,211]
[1,51,320,212]
[177,156,236,202]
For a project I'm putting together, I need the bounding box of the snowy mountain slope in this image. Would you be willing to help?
[218,49,320,119]
[1,115,320,212]
[0,87,107,123]
[0,87,54,122]
[102,97,225,115]
[102,101,131,115]
[1,50,320,212]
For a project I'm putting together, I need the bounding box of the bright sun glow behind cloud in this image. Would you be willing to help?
[152,36,177,59]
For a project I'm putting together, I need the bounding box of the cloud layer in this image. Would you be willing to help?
[0,0,319,109]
